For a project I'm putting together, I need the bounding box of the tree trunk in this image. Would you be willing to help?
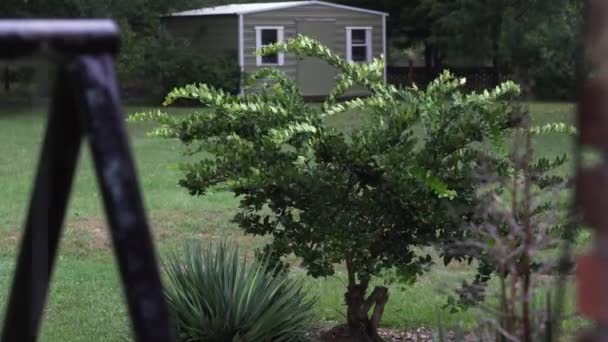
[432,50,444,74]
[4,66,9,93]
[322,260,389,342]
[345,268,389,341]
[335,283,388,342]
[423,44,446,84]
[424,43,433,81]
[407,59,414,85]
[521,127,533,342]
[490,8,503,87]
[491,54,500,87]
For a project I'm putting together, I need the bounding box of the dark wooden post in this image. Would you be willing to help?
[0,20,176,342]
[576,1,608,340]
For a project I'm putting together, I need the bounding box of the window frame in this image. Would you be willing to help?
[255,26,285,66]
[346,26,373,63]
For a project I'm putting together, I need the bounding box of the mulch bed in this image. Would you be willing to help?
[311,326,476,342]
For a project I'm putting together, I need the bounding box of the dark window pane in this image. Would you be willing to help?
[261,29,278,45]
[351,46,367,61]
[262,53,278,64]
[351,29,366,44]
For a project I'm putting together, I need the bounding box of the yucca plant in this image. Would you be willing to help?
[162,241,316,342]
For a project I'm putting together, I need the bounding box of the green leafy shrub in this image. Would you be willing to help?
[133,35,521,341]
[162,241,316,342]
[149,33,240,98]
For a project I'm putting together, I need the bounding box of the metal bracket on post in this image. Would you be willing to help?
[0,20,175,341]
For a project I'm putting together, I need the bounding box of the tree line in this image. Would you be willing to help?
[340,0,583,100]
[1,0,583,100]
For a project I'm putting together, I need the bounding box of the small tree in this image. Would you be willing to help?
[131,35,520,341]
[444,110,575,341]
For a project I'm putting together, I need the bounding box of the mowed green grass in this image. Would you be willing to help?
[0,102,584,340]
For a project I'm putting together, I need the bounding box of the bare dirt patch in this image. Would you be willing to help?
[65,217,111,252]
[60,208,255,254]
[0,230,19,244]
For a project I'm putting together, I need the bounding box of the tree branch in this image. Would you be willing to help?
[368,286,389,332]
[362,286,385,314]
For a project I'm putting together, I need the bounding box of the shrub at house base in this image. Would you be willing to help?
[117,29,240,102]
[131,35,521,341]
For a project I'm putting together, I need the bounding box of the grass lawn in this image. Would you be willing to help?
[0,102,585,340]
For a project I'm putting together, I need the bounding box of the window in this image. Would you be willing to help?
[346,27,372,62]
[255,26,284,66]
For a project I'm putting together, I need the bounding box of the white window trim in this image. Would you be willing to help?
[346,26,372,63]
[255,26,285,66]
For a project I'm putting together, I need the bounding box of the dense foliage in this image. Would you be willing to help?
[517,4,582,100]
[132,35,521,340]
[118,30,240,98]
[163,241,316,342]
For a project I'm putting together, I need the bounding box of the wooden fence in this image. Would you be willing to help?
[387,66,499,91]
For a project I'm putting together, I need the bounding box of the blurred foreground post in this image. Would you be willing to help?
[0,20,175,342]
[576,0,608,340]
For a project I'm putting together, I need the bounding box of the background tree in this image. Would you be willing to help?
[500,0,583,99]
[435,0,581,97]
[132,36,520,341]
[353,0,582,100]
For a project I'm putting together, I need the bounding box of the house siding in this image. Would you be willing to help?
[162,15,239,54]
[242,4,384,91]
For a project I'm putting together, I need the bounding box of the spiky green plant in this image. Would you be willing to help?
[162,241,316,342]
